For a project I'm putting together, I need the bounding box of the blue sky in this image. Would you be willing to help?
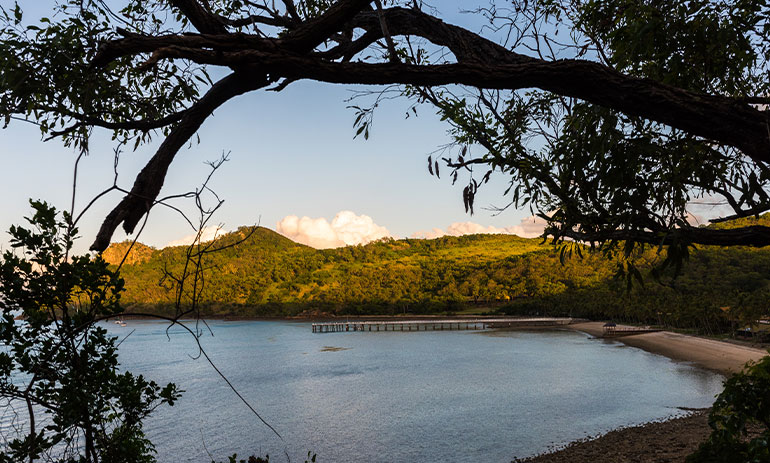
[0,1,540,253]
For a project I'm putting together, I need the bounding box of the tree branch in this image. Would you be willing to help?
[280,0,371,53]
[169,0,229,34]
[92,5,770,164]
[562,225,770,247]
[709,204,770,224]
[133,46,770,164]
[91,71,268,252]
[78,2,770,249]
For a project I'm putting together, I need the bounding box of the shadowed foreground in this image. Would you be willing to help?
[515,411,711,463]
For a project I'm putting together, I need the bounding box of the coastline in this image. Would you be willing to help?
[118,314,769,375]
[524,324,767,462]
[514,410,712,463]
[568,322,768,376]
[113,315,766,462]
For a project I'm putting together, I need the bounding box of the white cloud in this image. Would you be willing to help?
[411,215,547,239]
[686,211,705,226]
[411,227,448,239]
[166,225,226,247]
[276,211,391,249]
[515,215,550,237]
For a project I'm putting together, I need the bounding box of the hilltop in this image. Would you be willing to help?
[103,226,305,266]
[107,225,770,335]
[107,227,573,315]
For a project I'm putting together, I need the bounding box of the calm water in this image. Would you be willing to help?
[98,320,725,463]
[7,320,724,462]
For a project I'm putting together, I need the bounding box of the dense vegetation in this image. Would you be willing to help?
[688,356,770,462]
[108,224,770,335]
[0,202,181,463]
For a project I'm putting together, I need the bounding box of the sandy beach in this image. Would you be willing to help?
[521,323,768,462]
[569,322,768,375]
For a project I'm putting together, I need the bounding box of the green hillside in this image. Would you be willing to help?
[108,225,770,335]
[708,212,770,230]
[109,227,557,313]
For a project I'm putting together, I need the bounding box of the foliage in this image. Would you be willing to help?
[1,1,768,253]
[213,455,269,463]
[421,0,770,256]
[709,213,770,230]
[0,0,208,149]
[109,227,553,314]
[106,224,770,335]
[687,355,770,463]
[0,201,181,463]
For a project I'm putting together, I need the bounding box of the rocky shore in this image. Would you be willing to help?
[514,410,711,463]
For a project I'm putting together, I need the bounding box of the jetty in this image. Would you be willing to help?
[311,317,573,333]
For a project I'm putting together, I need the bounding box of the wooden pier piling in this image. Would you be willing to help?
[311,317,573,334]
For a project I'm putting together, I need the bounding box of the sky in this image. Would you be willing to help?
[0,1,547,253]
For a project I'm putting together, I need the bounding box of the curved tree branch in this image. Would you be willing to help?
[90,71,268,252]
[66,1,769,249]
[125,46,770,165]
[92,5,770,165]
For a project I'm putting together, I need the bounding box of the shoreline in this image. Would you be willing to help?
[567,322,768,376]
[111,315,767,462]
[116,314,768,375]
[515,410,712,463]
[523,322,766,462]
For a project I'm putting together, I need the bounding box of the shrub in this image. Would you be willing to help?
[0,202,181,462]
[688,355,770,463]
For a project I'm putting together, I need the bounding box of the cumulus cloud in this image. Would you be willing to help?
[276,211,391,249]
[686,211,705,226]
[166,225,227,247]
[411,215,548,239]
[515,215,551,237]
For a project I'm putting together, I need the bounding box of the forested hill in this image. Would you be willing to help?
[106,226,555,313]
[107,225,770,334]
[707,213,770,230]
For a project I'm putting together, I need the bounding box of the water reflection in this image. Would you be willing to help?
[3,321,725,463]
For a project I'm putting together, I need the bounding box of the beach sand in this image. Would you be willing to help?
[569,322,768,375]
[518,322,769,463]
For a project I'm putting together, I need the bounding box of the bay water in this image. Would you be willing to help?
[100,320,725,462]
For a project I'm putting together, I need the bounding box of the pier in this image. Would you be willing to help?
[311,317,573,333]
